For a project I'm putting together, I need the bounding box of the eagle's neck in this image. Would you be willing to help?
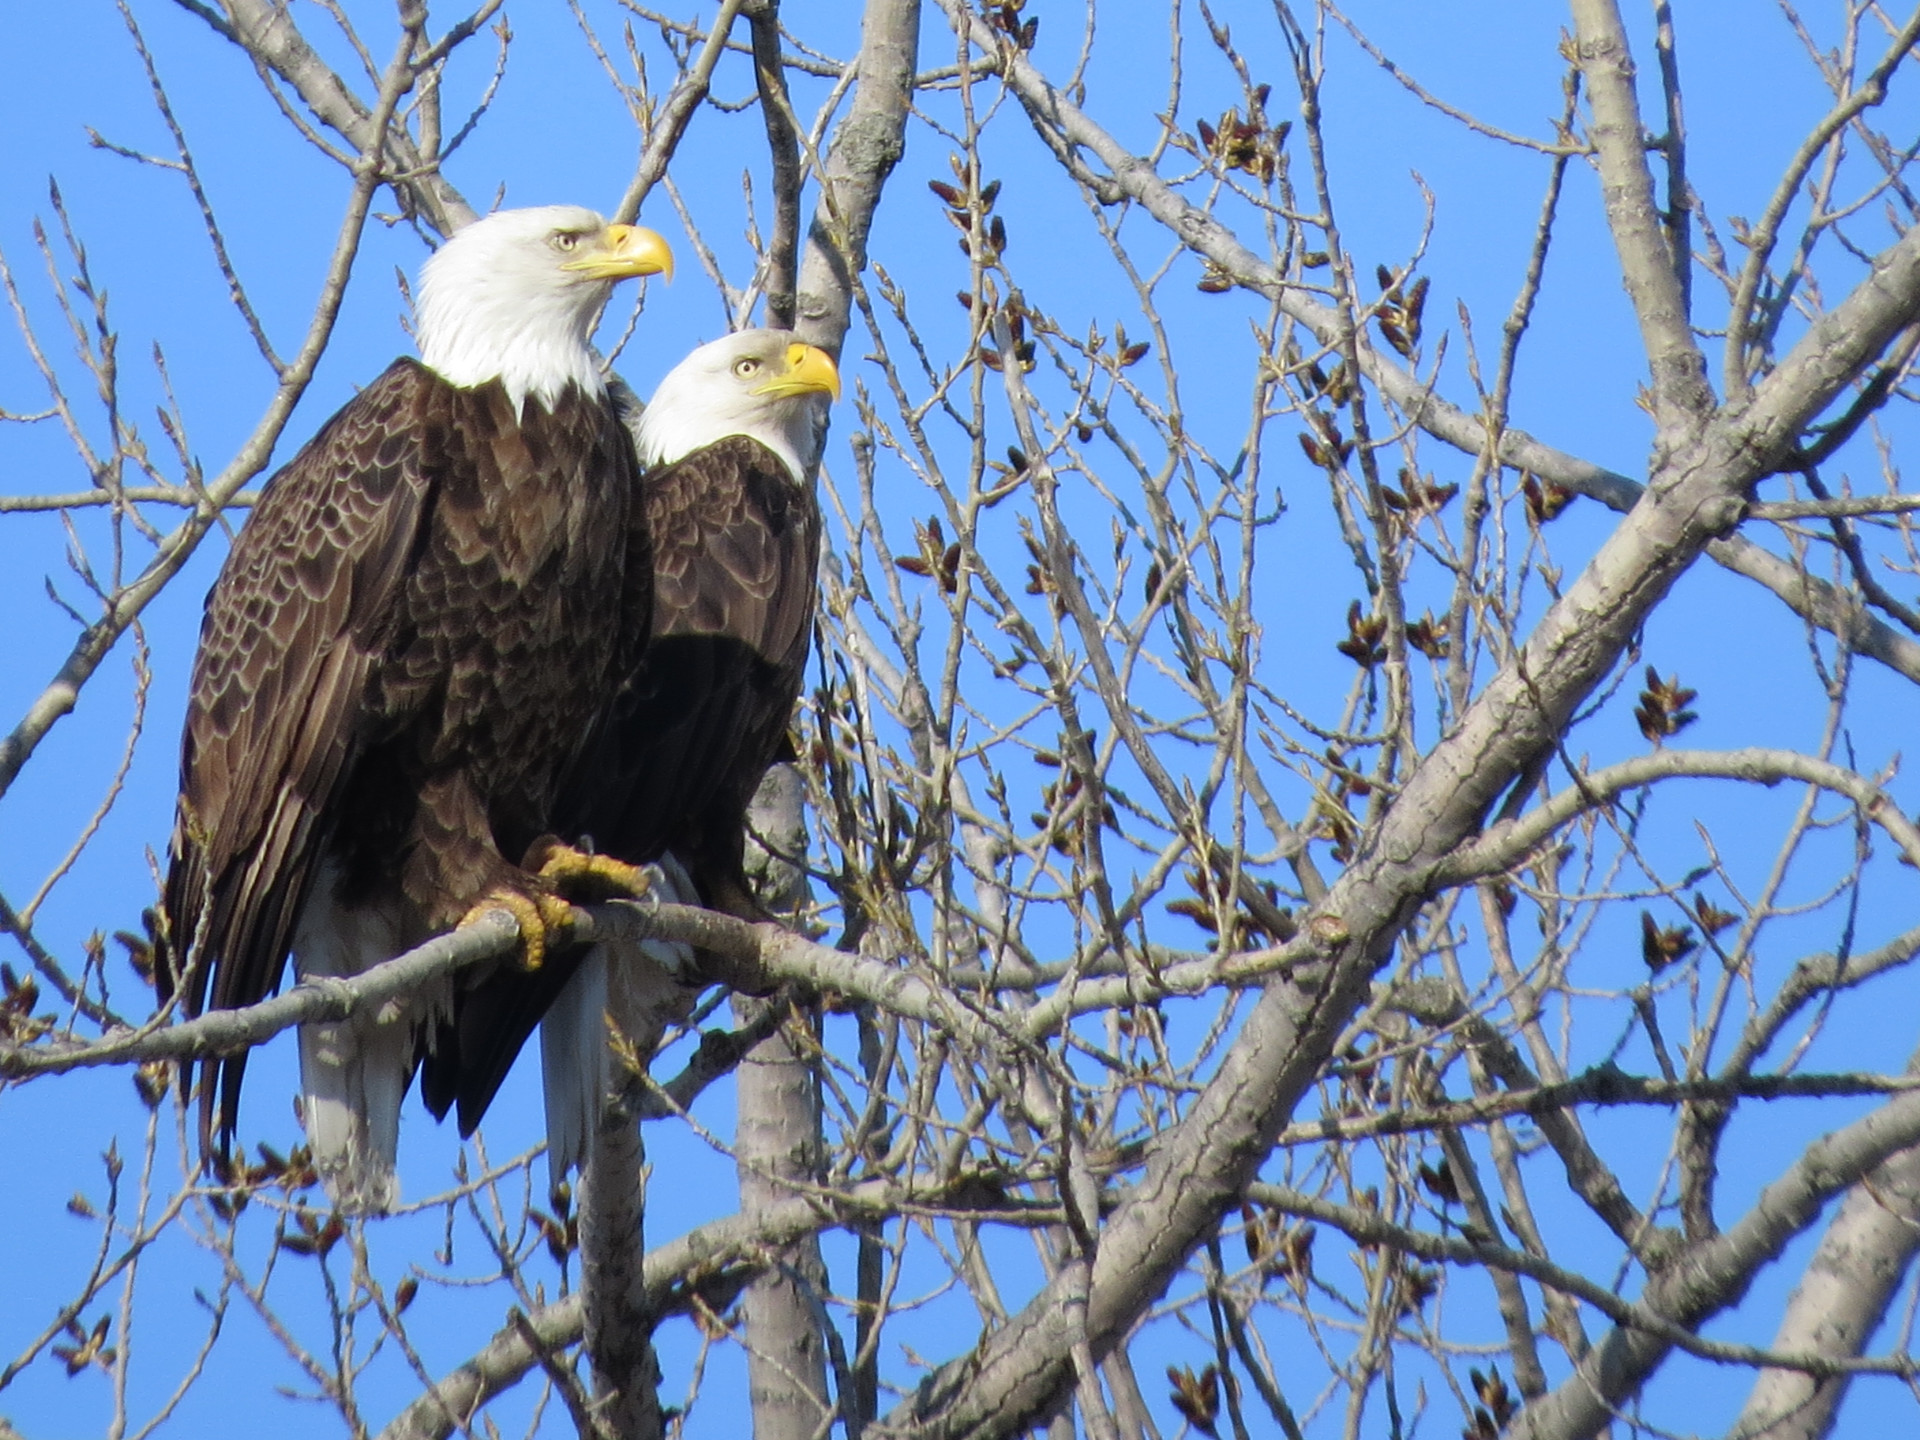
[634,392,823,485]
[416,285,607,417]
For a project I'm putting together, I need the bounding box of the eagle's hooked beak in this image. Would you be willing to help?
[564,224,674,282]
[754,343,841,403]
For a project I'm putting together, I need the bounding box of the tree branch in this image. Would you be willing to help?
[1734,1110,1920,1437]
[1511,1084,1920,1438]
[1435,746,1920,884]
[1568,0,1713,430]
[612,0,749,225]
[926,0,1920,697]
[860,14,1920,1432]
[178,0,478,234]
[791,0,920,357]
[747,0,802,330]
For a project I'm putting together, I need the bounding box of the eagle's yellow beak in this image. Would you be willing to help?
[754,343,841,402]
[564,224,674,282]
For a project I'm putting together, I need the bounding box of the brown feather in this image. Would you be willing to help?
[421,433,819,1132]
[577,434,818,879]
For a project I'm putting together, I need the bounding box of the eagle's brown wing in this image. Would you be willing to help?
[160,359,440,1152]
[421,433,820,1134]
[577,432,820,881]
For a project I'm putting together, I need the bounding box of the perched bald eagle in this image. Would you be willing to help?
[159,205,673,1212]
[418,329,838,1175]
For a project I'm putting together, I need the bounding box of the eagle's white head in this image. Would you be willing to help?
[635,329,841,483]
[415,205,673,415]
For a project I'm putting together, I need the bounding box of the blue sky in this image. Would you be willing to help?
[5,2,1920,1436]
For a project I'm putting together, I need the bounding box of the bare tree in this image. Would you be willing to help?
[6,2,1920,1437]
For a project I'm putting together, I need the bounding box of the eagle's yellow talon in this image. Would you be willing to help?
[524,838,654,901]
[459,887,576,971]
[536,890,576,934]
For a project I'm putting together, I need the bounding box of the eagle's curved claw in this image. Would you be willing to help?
[523,837,654,902]
[459,886,576,971]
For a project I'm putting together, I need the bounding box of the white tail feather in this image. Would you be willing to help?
[540,944,610,1191]
[539,854,697,1190]
[293,865,423,1214]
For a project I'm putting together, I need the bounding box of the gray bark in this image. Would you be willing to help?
[573,926,699,1440]
[579,1110,662,1440]
[737,769,834,1440]
[1512,1090,1920,1440]
[732,990,834,1439]
[1730,1053,1920,1440]
[792,0,920,360]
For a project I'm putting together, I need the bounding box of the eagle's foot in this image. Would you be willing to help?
[459,886,576,971]
[523,837,654,903]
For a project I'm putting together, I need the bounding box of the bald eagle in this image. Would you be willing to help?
[159,205,673,1212]
[418,329,838,1174]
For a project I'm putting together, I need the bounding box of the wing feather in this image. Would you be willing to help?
[575,434,819,871]
[161,360,440,1150]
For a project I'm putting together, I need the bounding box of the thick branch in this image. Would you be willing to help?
[1511,1087,1920,1438]
[1733,1132,1920,1438]
[0,912,518,1079]
[870,15,1920,1434]
[576,943,687,1439]
[747,0,802,330]
[1568,0,1713,429]
[791,0,920,357]
[740,5,919,1430]
[181,0,477,234]
[1744,223,1920,459]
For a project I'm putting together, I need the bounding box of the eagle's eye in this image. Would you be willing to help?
[551,231,581,252]
[733,357,762,379]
